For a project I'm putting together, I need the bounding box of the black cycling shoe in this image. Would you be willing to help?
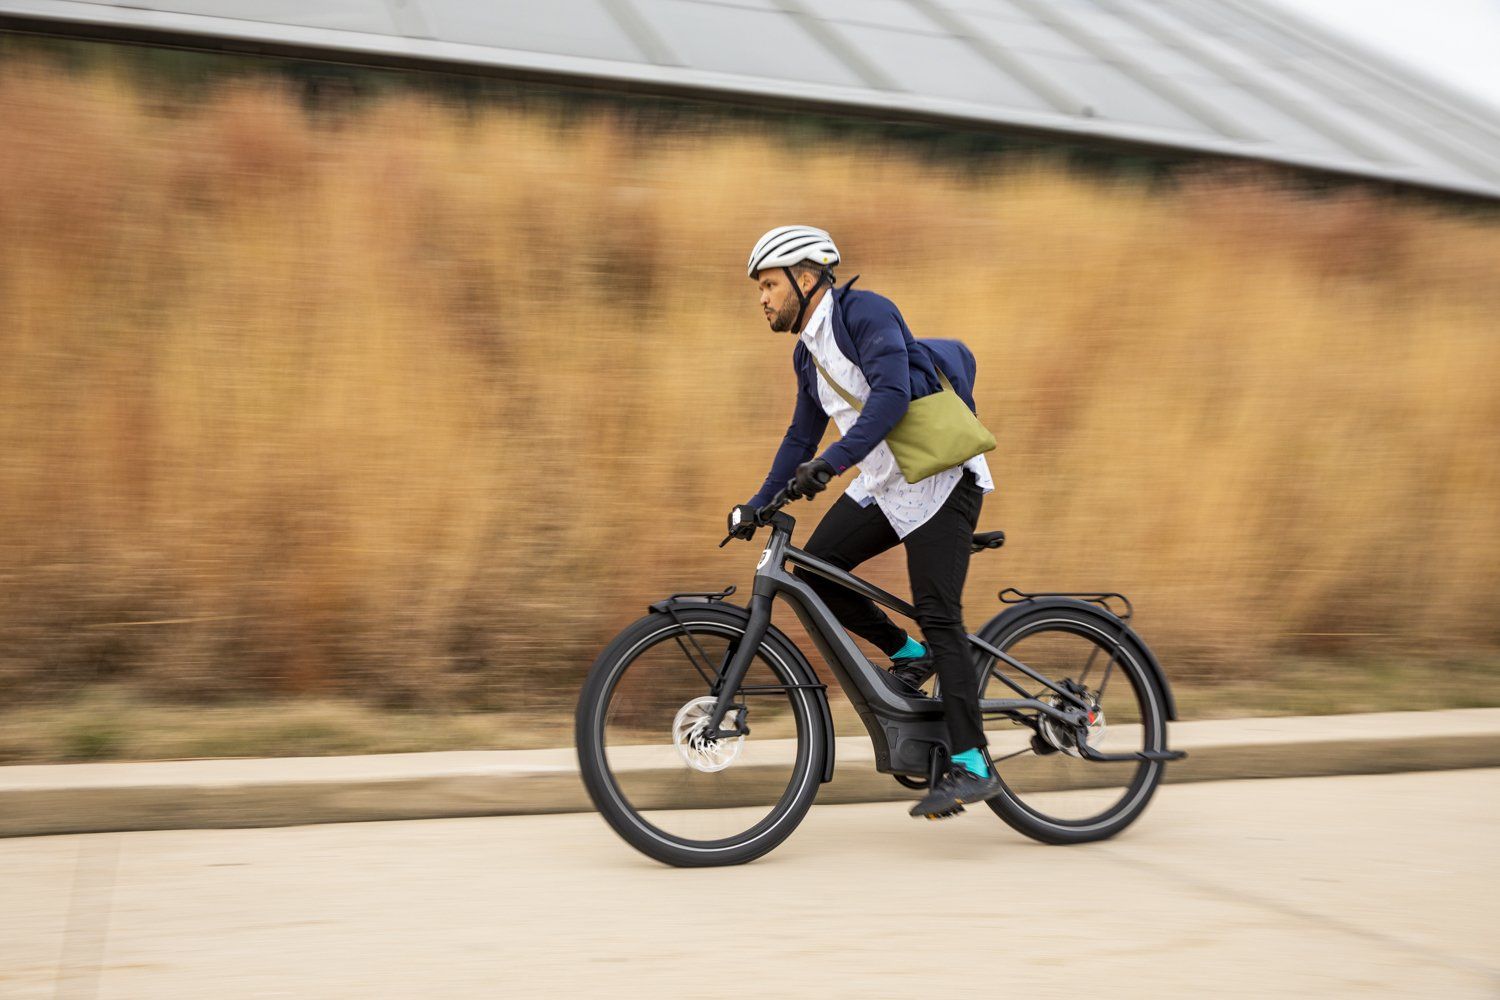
[909,763,1002,819]
[883,655,935,695]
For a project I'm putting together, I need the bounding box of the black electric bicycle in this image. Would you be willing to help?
[575,482,1185,867]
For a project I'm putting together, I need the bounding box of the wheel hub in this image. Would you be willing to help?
[672,696,746,773]
[1038,692,1105,757]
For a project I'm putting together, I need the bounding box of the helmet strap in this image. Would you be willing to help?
[784,266,834,334]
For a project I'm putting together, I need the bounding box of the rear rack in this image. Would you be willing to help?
[998,587,1133,621]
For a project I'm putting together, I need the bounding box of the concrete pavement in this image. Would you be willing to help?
[2,708,1498,837]
[2,769,1496,999]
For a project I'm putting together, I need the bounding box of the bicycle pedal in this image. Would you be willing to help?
[923,804,967,820]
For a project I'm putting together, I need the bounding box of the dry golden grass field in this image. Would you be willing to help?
[1,59,1497,758]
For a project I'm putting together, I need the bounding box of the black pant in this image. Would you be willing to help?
[794,471,987,751]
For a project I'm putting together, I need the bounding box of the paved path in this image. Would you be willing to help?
[3,770,1497,999]
[6,709,1499,836]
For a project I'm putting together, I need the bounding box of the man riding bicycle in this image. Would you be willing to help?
[729,225,1000,819]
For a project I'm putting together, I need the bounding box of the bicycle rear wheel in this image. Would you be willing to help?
[975,605,1169,844]
[575,605,826,867]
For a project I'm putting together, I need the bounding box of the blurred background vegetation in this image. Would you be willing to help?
[2,39,1497,761]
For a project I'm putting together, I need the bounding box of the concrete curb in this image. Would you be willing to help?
[3,709,1498,837]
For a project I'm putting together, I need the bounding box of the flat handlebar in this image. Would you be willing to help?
[718,470,832,547]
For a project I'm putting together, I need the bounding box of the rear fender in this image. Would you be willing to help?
[975,597,1178,721]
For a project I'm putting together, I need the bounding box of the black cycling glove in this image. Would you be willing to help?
[728,504,762,541]
[792,457,836,498]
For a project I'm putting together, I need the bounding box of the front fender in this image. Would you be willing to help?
[975,597,1179,721]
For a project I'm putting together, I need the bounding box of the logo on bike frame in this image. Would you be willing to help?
[756,549,772,569]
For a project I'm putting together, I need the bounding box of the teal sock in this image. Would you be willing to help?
[952,747,990,777]
[891,636,926,661]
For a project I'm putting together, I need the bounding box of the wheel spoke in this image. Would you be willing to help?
[1096,651,1118,699]
[1076,645,1104,687]
[672,633,721,688]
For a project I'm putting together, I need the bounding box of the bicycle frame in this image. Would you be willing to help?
[701,509,1097,777]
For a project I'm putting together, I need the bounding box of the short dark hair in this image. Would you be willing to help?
[787,260,835,285]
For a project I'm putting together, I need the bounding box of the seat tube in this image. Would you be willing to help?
[706,590,773,734]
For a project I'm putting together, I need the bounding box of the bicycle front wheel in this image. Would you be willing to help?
[575,605,826,867]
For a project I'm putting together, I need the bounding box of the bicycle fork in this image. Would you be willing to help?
[703,592,774,740]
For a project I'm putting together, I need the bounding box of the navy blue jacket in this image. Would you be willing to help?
[748,278,981,508]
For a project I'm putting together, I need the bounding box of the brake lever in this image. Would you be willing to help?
[720,481,813,548]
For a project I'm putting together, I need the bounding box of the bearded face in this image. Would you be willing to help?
[756,269,812,334]
[766,290,801,332]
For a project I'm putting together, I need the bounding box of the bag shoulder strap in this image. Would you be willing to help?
[810,355,952,414]
[810,355,863,412]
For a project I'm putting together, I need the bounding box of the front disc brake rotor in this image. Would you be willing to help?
[1038,695,1106,757]
[672,696,745,773]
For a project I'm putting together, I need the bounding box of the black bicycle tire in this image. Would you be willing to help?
[574,606,826,867]
[978,605,1169,845]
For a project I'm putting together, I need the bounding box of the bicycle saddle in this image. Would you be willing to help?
[971,530,1006,551]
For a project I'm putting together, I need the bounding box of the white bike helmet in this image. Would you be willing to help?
[746,225,840,278]
[748,225,841,333]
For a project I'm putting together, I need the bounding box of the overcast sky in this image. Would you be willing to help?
[1267,0,1500,116]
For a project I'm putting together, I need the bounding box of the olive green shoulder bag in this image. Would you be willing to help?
[811,355,996,484]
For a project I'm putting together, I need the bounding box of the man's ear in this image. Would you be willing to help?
[798,270,818,294]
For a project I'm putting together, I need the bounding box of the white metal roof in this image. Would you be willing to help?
[4,0,1499,199]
